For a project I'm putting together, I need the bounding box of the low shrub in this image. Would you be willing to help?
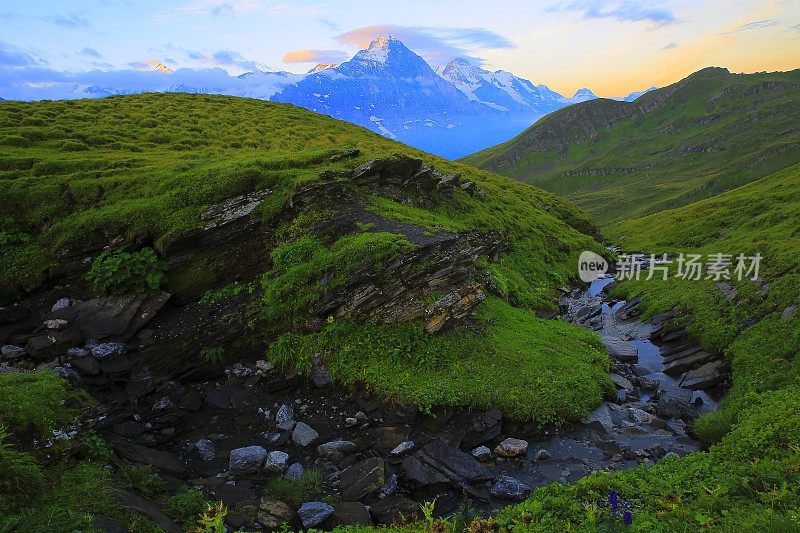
[86,247,167,294]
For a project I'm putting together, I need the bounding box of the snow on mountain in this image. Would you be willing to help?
[619,86,657,101]
[437,58,564,114]
[562,88,598,104]
[307,63,338,74]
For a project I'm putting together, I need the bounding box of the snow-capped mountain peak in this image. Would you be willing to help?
[307,63,338,74]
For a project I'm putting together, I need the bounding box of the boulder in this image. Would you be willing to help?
[284,462,304,481]
[680,360,728,390]
[389,441,415,457]
[340,457,385,500]
[535,449,551,461]
[0,305,30,324]
[471,446,492,462]
[462,407,503,449]
[370,496,420,525]
[66,347,100,375]
[44,318,69,330]
[229,446,268,476]
[419,439,493,483]
[115,440,185,477]
[50,292,170,341]
[585,403,615,435]
[257,498,294,530]
[264,451,289,474]
[494,437,528,458]
[609,373,634,390]
[1,345,26,360]
[91,342,127,359]
[51,298,73,312]
[401,457,448,486]
[291,422,319,447]
[275,404,294,430]
[298,501,334,529]
[26,329,84,360]
[491,475,531,501]
[781,305,797,321]
[312,355,331,387]
[187,439,216,461]
[317,440,356,458]
[333,502,372,526]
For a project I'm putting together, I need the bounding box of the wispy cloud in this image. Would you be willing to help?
[160,0,322,19]
[78,47,103,59]
[662,42,678,50]
[0,41,44,68]
[282,49,348,64]
[335,25,514,65]
[722,19,780,36]
[181,48,264,71]
[47,13,91,28]
[551,1,676,26]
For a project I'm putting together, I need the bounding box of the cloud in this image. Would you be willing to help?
[662,42,678,50]
[335,25,514,64]
[551,1,676,26]
[127,58,169,70]
[47,13,91,28]
[0,42,44,68]
[721,19,780,36]
[282,49,348,64]
[79,47,103,59]
[161,0,322,18]
[179,48,264,71]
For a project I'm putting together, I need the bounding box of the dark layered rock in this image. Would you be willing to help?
[50,292,170,341]
[340,457,385,501]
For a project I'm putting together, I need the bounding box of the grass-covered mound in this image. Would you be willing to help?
[463,67,800,225]
[0,93,611,426]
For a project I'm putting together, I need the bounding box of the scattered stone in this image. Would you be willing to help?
[52,298,74,312]
[344,417,358,427]
[115,441,185,477]
[229,446,268,476]
[257,498,294,530]
[298,501,334,529]
[152,396,171,410]
[494,437,528,458]
[44,318,69,330]
[284,462,304,480]
[264,451,290,474]
[189,439,216,461]
[317,440,357,458]
[355,411,367,422]
[491,475,532,501]
[276,404,294,430]
[50,292,170,340]
[291,422,319,447]
[602,336,638,362]
[535,449,551,461]
[229,362,252,378]
[715,281,737,301]
[389,441,415,457]
[680,360,728,390]
[91,342,126,359]
[1,345,26,360]
[340,457,385,501]
[419,439,492,483]
[333,501,372,526]
[471,446,492,462]
[628,407,654,425]
[781,305,797,321]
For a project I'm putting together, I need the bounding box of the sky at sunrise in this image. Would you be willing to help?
[1,0,799,96]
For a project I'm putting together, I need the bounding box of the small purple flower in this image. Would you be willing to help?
[623,510,633,526]
[609,489,619,514]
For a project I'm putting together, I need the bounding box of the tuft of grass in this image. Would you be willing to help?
[165,487,211,529]
[0,370,92,434]
[115,463,167,499]
[265,469,325,508]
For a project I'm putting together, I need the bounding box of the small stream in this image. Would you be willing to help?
[487,274,718,493]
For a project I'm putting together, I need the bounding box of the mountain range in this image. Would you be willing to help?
[0,36,653,158]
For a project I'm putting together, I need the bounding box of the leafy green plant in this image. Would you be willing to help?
[193,501,227,533]
[199,346,226,365]
[0,216,29,248]
[86,247,167,294]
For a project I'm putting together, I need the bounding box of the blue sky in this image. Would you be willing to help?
[1,0,799,95]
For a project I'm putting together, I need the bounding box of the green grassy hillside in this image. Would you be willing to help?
[463,67,800,225]
[480,164,800,531]
[0,93,612,423]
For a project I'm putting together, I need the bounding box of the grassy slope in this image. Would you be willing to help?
[462,67,800,225]
[0,93,611,424]
[478,165,800,531]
